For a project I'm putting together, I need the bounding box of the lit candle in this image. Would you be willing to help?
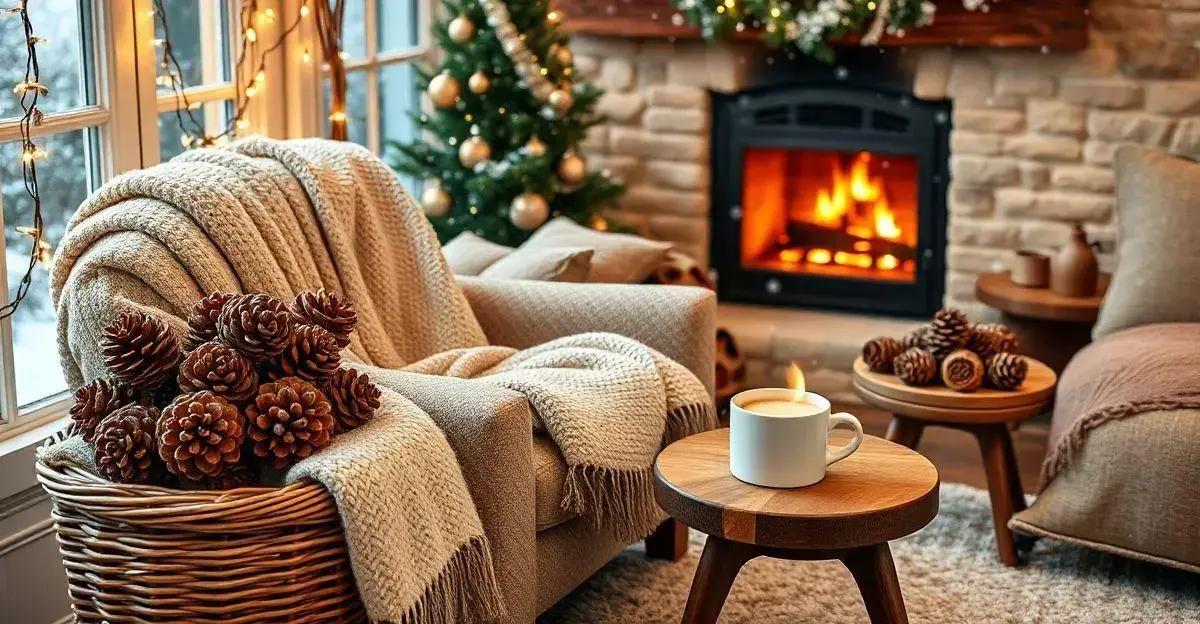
[741,363,821,416]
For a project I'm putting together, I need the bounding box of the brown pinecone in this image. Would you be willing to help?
[178,341,259,402]
[986,352,1028,391]
[894,348,938,386]
[290,289,357,349]
[966,323,1019,362]
[926,308,971,360]
[941,349,985,393]
[101,311,183,389]
[261,324,342,385]
[246,377,335,469]
[217,293,294,361]
[901,325,930,350]
[157,391,246,481]
[69,379,148,443]
[185,292,237,351]
[325,368,381,432]
[93,405,161,484]
[180,462,259,491]
[862,337,904,374]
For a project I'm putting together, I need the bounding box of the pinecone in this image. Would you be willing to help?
[901,325,930,350]
[157,391,246,481]
[93,405,161,484]
[325,368,381,432]
[185,292,237,351]
[178,341,259,402]
[68,378,148,443]
[217,294,294,361]
[290,290,357,350]
[261,324,342,385]
[180,462,259,491]
[246,377,335,469]
[986,352,1028,391]
[862,337,904,374]
[101,311,183,389]
[966,323,1019,362]
[941,349,985,393]
[894,348,938,386]
[926,308,971,360]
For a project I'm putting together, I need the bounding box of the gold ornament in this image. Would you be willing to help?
[458,135,492,168]
[448,15,476,43]
[524,137,547,157]
[548,88,574,116]
[427,71,461,108]
[420,184,452,218]
[557,152,587,185]
[552,44,574,67]
[510,192,550,230]
[468,71,491,94]
[547,10,564,26]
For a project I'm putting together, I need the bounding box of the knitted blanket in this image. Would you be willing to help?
[45,138,714,622]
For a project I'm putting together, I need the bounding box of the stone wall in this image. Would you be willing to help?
[573,1,1200,317]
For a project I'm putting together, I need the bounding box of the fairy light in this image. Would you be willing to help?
[300,3,311,17]
[302,48,312,63]
[328,110,347,123]
[245,26,257,42]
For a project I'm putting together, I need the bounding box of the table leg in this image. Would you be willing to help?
[973,423,1026,566]
[884,415,925,450]
[646,518,689,561]
[680,536,758,624]
[839,543,909,624]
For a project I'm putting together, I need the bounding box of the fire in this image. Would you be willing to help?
[787,362,806,400]
[814,152,901,244]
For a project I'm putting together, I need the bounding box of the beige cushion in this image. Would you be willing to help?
[533,434,574,531]
[441,231,514,276]
[480,246,593,282]
[521,217,672,283]
[1094,147,1200,338]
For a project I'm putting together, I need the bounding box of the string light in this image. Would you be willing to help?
[245,26,257,42]
[328,110,347,123]
[302,48,312,63]
[300,3,311,17]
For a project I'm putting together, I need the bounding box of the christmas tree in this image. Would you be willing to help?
[389,0,623,246]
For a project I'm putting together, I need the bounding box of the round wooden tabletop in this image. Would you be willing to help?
[654,429,939,550]
[975,271,1108,323]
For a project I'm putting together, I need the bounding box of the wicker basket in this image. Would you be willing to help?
[36,462,366,623]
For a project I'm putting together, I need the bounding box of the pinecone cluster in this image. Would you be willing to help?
[864,307,1028,392]
[73,290,380,489]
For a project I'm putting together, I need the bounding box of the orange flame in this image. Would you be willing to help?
[787,362,806,401]
[811,151,901,246]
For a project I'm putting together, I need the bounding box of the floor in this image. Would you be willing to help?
[838,403,1050,494]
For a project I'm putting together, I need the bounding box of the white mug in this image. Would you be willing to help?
[729,388,864,488]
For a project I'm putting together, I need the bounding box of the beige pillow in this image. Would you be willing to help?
[520,217,672,283]
[441,232,514,276]
[479,246,593,282]
[1093,147,1200,338]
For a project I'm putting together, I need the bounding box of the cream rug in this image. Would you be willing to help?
[540,484,1200,623]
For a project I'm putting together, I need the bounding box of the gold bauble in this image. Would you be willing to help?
[510,192,550,230]
[552,44,574,67]
[468,71,491,94]
[524,137,547,157]
[428,71,461,108]
[458,135,492,168]
[557,152,587,185]
[420,184,452,218]
[447,15,476,43]
[548,88,574,116]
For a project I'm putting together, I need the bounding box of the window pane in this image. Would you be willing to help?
[325,72,369,147]
[155,0,232,93]
[380,62,419,191]
[378,1,419,53]
[4,129,95,407]
[342,0,366,58]
[158,100,234,161]
[0,0,92,119]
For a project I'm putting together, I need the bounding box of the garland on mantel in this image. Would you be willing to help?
[672,0,988,61]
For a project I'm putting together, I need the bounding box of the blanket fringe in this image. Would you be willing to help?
[395,534,505,624]
[1039,397,1200,489]
[663,401,719,447]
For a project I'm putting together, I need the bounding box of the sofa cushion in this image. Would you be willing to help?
[520,217,672,284]
[480,246,593,282]
[1094,146,1200,338]
[442,231,514,276]
[533,434,575,531]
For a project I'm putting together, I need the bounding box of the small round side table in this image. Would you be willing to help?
[851,356,1056,566]
[655,428,939,624]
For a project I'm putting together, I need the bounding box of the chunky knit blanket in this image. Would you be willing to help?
[45,138,714,623]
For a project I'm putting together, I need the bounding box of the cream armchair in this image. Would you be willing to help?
[394,277,716,623]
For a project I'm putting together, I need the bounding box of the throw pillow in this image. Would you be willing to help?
[441,232,514,276]
[1093,146,1200,337]
[479,246,594,282]
[520,217,672,283]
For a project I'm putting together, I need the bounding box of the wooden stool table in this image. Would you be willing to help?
[851,356,1056,566]
[655,428,939,624]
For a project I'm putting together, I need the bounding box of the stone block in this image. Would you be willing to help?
[1092,6,1164,32]
[579,125,609,155]
[619,185,708,216]
[1027,100,1085,137]
[912,49,952,100]
[645,161,709,191]
[597,58,635,92]
[952,156,1019,187]
[574,55,600,80]
[954,109,1024,133]
[1003,135,1082,161]
[948,246,1009,274]
[1166,11,1200,38]
[947,270,980,301]
[588,154,641,185]
[608,126,645,157]
[994,188,1036,216]
[946,56,994,107]
[596,92,645,123]
[636,59,668,88]
[1146,83,1200,115]
[647,85,708,109]
[950,131,1004,156]
[1116,37,1198,79]
[1169,118,1200,158]
[1001,190,1115,222]
[1082,140,1129,166]
[949,219,1020,248]
[994,71,1055,98]
[1018,162,1050,190]
[644,107,707,133]
[1051,165,1116,193]
[571,36,638,58]
[1019,221,1071,250]
[665,52,710,88]
[646,214,706,249]
[1060,78,1142,109]
[948,186,994,216]
[1087,111,1174,146]
[649,134,709,162]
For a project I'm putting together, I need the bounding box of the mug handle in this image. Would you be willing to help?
[826,412,864,467]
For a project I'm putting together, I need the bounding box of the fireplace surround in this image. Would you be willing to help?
[711,83,950,316]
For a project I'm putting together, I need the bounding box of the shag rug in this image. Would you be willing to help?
[540,484,1200,623]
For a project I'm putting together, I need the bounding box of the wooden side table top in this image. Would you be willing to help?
[975,271,1109,323]
[654,428,939,550]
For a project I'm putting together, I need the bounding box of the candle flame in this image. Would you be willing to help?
[787,362,806,401]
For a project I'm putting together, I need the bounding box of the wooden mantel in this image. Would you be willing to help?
[557,0,1089,51]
